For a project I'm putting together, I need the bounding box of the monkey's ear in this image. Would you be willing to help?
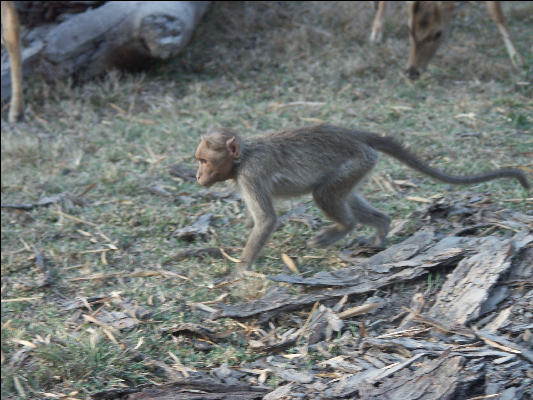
[226,136,241,159]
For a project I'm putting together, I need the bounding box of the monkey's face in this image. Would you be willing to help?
[195,137,240,187]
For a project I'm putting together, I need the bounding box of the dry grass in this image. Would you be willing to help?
[1,1,531,397]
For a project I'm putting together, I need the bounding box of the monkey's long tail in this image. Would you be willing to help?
[364,134,530,189]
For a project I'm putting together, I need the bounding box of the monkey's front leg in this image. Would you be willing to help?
[240,217,277,267]
[237,183,277,271]
[243,211,254,229]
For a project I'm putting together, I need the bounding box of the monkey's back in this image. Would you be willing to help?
[237,125,378,197]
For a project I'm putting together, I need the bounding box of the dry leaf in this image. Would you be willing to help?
[282,253,299,274]
[13,376,26,398]
[259,370,269,384]
[299,117,325,124]
[393,179,418,188]
[220,248,240,263]
[102,328,118,345]
[281,353,303,359]
[248,339,265,349]
[339,302,383,319]
[134,336,144,350]
[406,196,432,203]
[14,340,37,349]
[263,383,293,400]
[82,314,116,331]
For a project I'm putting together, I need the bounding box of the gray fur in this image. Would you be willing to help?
[197,124,529,268]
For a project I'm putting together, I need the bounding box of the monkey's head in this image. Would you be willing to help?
[195,131,242,187]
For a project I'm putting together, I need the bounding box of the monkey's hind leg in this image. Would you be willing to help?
[309,191,356,248]
[309,154,379,248]
[348,192,391,247]
[309,171,362,248]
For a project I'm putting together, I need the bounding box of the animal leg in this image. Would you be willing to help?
[310,191,355,248]
[309,155,377,248]
[348,191,391,247]
[486,1,522,68]
[1,1,24,122]
[370,1,387,43]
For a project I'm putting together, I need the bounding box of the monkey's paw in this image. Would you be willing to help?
[348,235,385,248]
[308,227,348,248]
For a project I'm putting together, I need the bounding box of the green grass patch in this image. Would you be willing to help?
[2,1,531,397]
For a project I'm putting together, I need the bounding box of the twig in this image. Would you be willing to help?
[1,295,44,303]
[13,376,26,398]
[474,329,533,362]
[501,197,532,203]
[1,193,70,211]
[406,308,475,338]
[2,187,93,211]
[83,314,116,331]
[407,308,533,363]
[78,248,113,254]
[67,270,187,282]
[466,394,502,400]
[399,292,425,328]
[271,101,326,111]
[168,351,190,378]
[32,246,54,287]
[297,302,322,341]
[220,248,240,263]
[163,247,234,264]
[366,353,427,384]
[51,210,97,226]
[339,302,382,319]
[126,348,182,380]
[213,277,244,289]
[375,327,431,339]
[77,183,96,197]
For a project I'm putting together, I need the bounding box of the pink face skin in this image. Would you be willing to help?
[195,136,240,187]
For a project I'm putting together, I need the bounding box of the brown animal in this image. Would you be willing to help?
[195,125,529,273]
[370,1,523,79]
[1,0,23,122]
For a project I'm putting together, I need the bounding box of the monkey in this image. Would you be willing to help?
[195,124,529,273]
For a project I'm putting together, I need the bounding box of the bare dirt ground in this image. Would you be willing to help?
[1,2,532,399]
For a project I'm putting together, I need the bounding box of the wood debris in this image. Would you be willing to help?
[92,199,533,399]
[163,247,235,263]
[1,191,86,211]
[91,378,269,400]
[172,213,216,242]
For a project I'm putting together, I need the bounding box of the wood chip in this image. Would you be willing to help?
[406,195,432,203]
[220,248,240,263]
[1,296,44,303]
[51,210,97,227]
[339,302,382,319]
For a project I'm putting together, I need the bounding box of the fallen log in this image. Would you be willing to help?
[91,378,269,400]
[354,354,480,400]
[216,235,474,320]
[2,1,210,102]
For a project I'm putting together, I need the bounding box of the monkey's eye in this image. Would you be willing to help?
[198,158,207,164]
